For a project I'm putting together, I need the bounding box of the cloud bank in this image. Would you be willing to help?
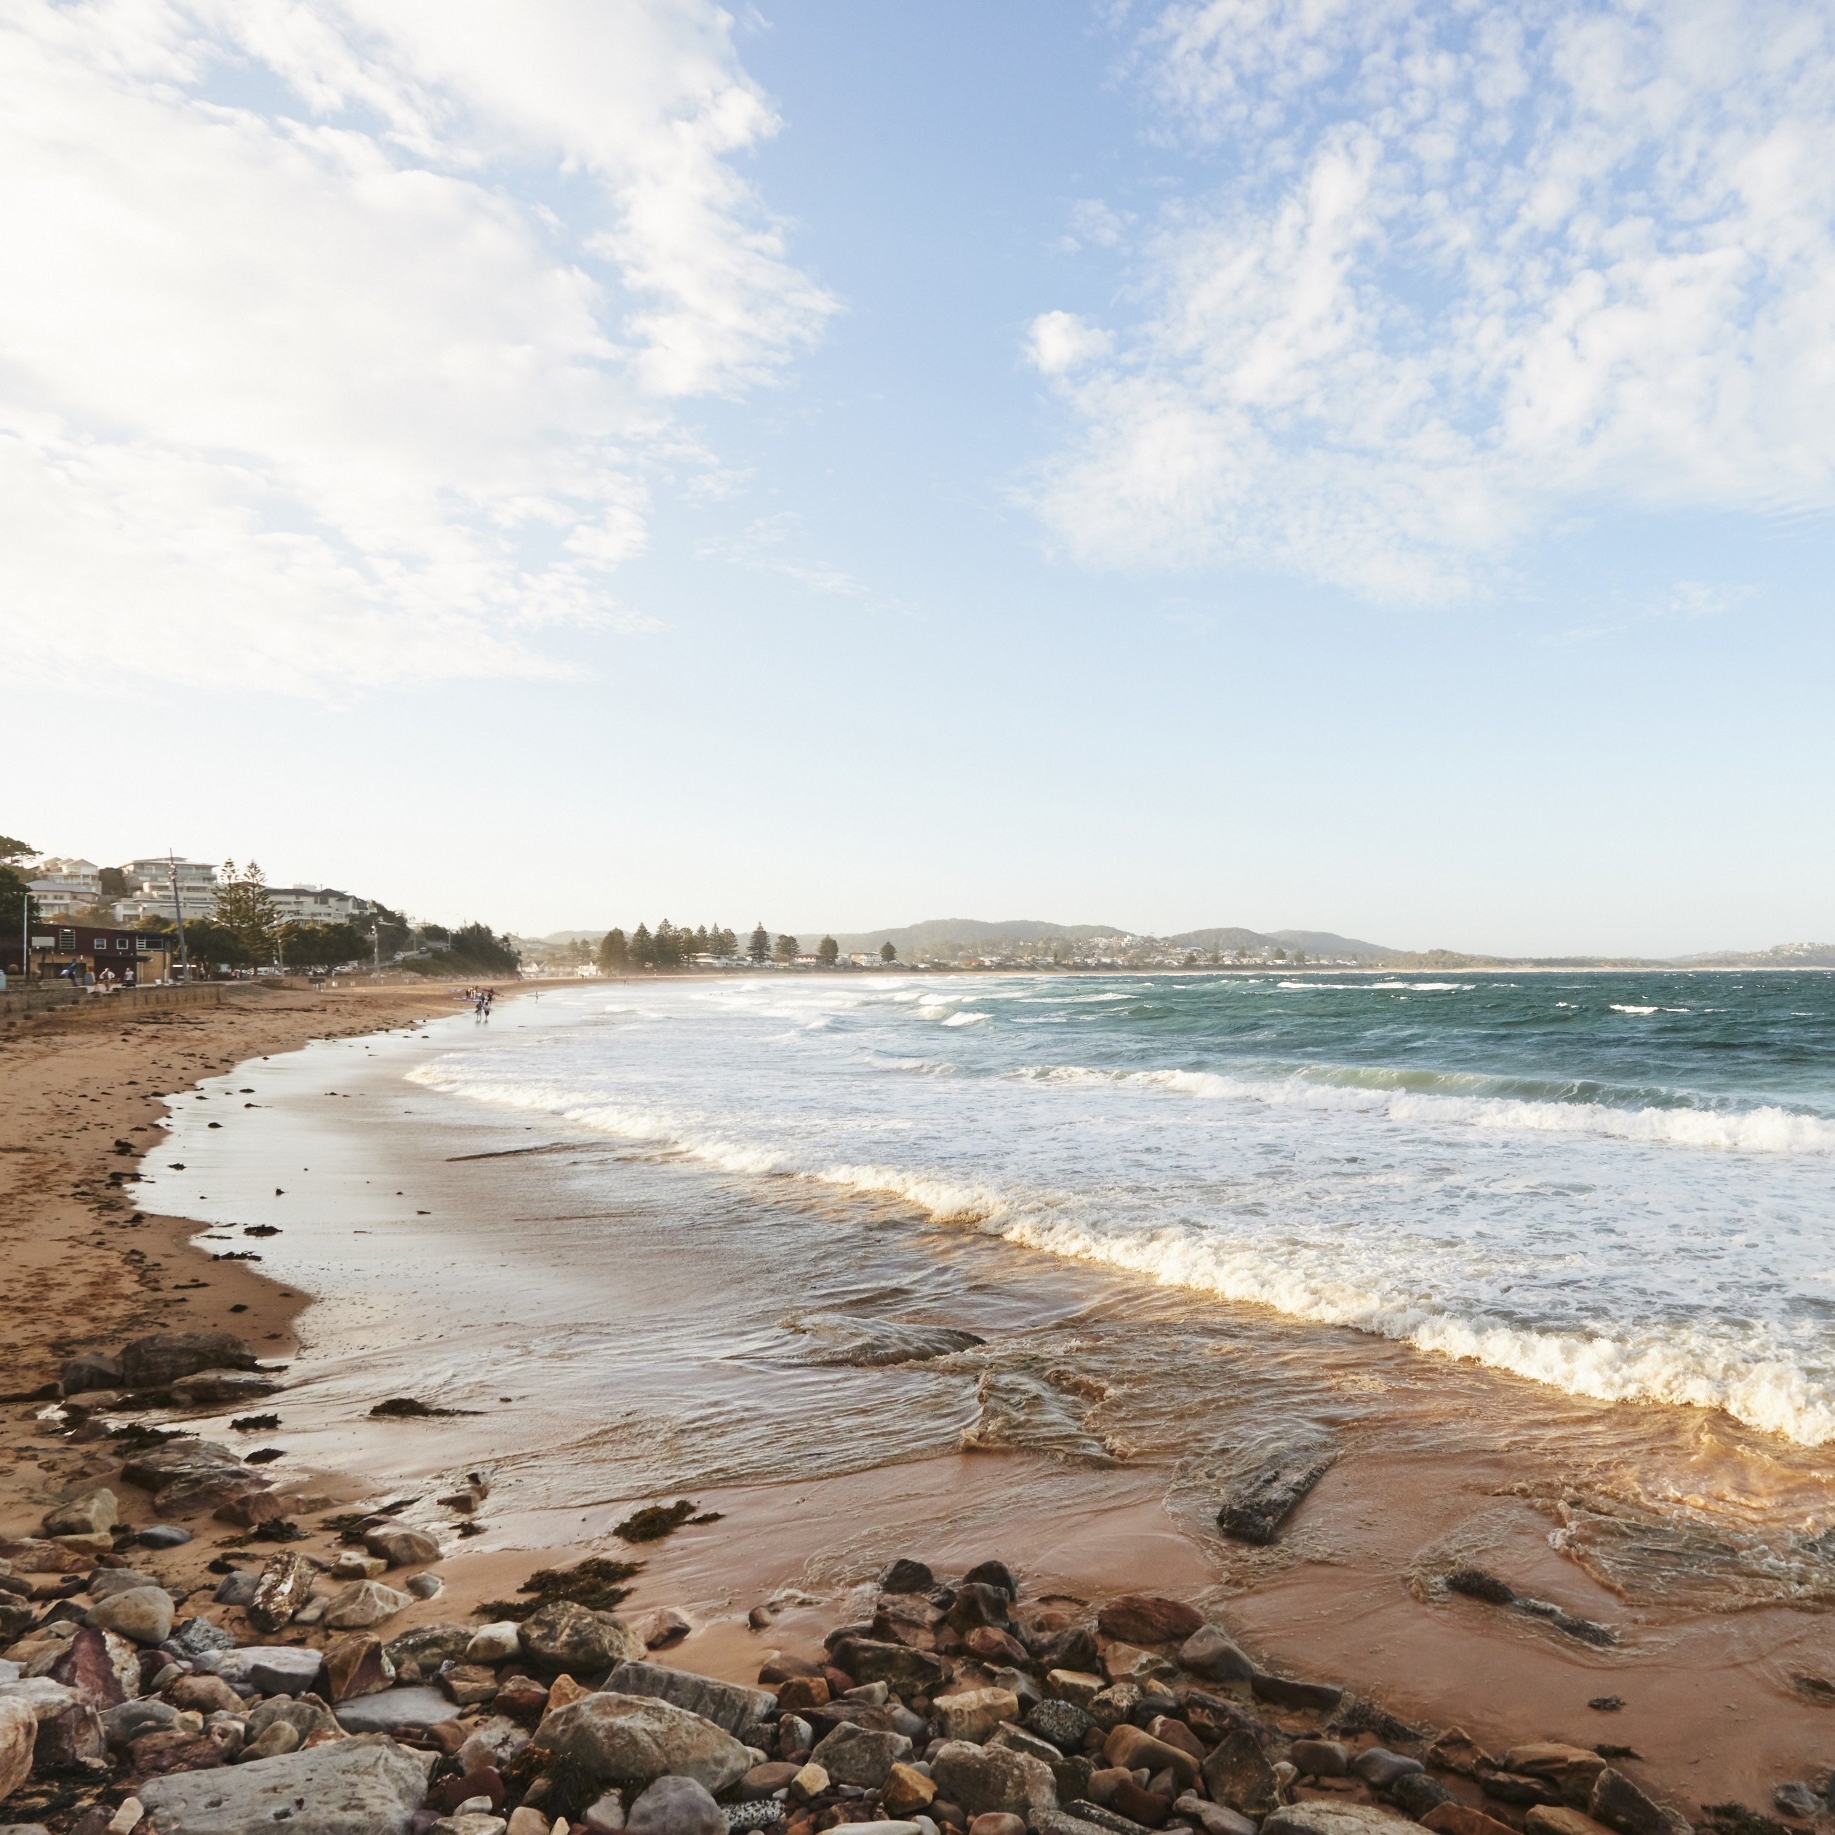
[0,0,835,687]
[1028,0,1835,602]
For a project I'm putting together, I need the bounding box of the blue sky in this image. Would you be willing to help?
[3,0,1831,954]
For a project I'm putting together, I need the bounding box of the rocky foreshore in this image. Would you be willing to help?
[0,1328,1793,1835]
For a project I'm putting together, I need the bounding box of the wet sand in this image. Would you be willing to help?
[9,982,1835,1828]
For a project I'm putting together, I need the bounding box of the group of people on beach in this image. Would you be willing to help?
[458,983,496,1019]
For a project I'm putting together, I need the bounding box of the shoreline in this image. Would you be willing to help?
[3,985,1833,1831]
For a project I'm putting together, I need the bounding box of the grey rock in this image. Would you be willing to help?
[984,1666,1040,1714]
[1178,1626,1254,1683]
[1059,1805,1150,1835]
[1035,1815,1135,1835]
[777,1716,813,1760]
[322,1580,412,1631]
[534,1691,752,1793]
[723,1803,785,1832]
[384,1624,475,1671]
[88,1567,156,1600]
[120,1332,257,1389]
[168,1370,281,1408]
[521,1602,644,1677]
[1351,1749,1423,1788]
[1174,1795,1259,1835]
[457,1716,529,1775]
[236,1721,302,1763]
[168,1616,239,1659]
[1262,1807,1414,1835]
[605,1662,776,1742]
[1216,1442,1338,1545]
[137,1730,432,1835]
[1291,1740,1349,1779]
[0,1694,35,1804]
[87,1586,174,1646]
[584,1791,627,1834]
[139,1525,193,1549]
[42,1489,118,1538]
[1390,1775,1451,1819]
[332,1686,456,1733]
[104,1696,180,1744]
[1027,1699,1093,1754]
[990,1725,1063,1768]
[628,1776,726,1835]
[206,1646,326,1696]
[928,1739,1057,1819]
[212,1573,259,1608]
[1775,1785,1821,1821]
[245,1695,341,1743]
[1590,1768,1691,1835]
[1248,1673,1342,1714]
[406,1573,444,1600]
[1203,1731,1283,1817]
[811,1722,913,1788]
[60,1351,125,1395]
[0,1679,80,1724]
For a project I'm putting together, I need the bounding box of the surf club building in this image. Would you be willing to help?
[1,922,181,987]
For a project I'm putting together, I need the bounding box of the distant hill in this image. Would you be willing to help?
[1170,926,1398,962]
[829,917,1124,955]
[1674,942,1835,968]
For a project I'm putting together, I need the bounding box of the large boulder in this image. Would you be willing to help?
[204,1646,326,1696]
[86,1585,173,1646]
[322,1581,411,1631]
[41,1490,117,1539]
[0,1695,35,1802]
[385,1624,475,1672]
[626,1775,726,1835]
[1178,1626,1254,1682]
[829,1638,947,1694]
[519,1602,644,1678]
[603,1662,775,1742]
[137,1732,431,1835]
[810,1722,913,1788]
[60,1351,125,1395]
[534,1692,752,1794]
[929,1741,1058,1820]
[120,1333,258,1389]
[47,1628,139,1709]
[1202,1732,1283,1817]
[332,1687,456,1734]
[1095,1597,1201,1645]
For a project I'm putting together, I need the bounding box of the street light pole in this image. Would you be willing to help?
[168,853,192,984]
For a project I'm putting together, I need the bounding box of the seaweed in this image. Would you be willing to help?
[613,1499,717,1543]
[478,1554,643,1619]
[369,1396,480,1418]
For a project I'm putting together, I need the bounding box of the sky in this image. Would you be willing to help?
[2,0,1832,956]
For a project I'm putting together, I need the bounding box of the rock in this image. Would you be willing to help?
[128,1728,226,1782]
[456,1718,529,1776]
[604,1662,776,1742]
[42,1491,118,1539]
[969,1817,1027,1835]
[1027,1699,1093,1753]
[962,1561,1018,1596]
[492,1676,549,1723]
[1175,1797,1258,1835]
[1216,1443,1337,1545]
[534,1692,753,1793]
[324,1633,394,1702]
[88,1587,174,1646]
[885,1762,940,1815]
[935,1688,1021,1745]
[245,1696,340,1744]
[467,1623,523,1665]
[1526,1810,1617,1835]
[120,1332,257,1389]
[406,1573,445,1600]
[1177,1626,1253,1683]
[929,1740,1058,1820]
[61,1352,126,1395]
[362,1527,441,1567]
[1045,1671,1105,1708]
[740,1762,800,1800]
[332,1686,455,1733]
[215,1490,299,1531]
[965,1627,1032,1667]
[521,1602,644,1677]
[1445,1567,1516,1605]
[48,1627,139,1709]
[206,1646,326,1696]
[331,1551,389,1581]
[1202,1732,1283,1817]
[627,1776,726,1835]
[1421,1805,1519,1835]
[831,1637,948,1695]
[811,1721,913,1788]
[1292,1740,1350,1778]
[584,1792,627,1833]
[385,1624,474,1671]
[507,1813,551,1835]
[1425,1730,1494,1777]
[249,1552,317,1631]
[1589,1769,1690,1835]
[169,1370,281,1408]
[137,1730,431,1834]
[236,1721,302,1763]
[1263,1808,1414,1835]
[0,1697,33,1801]
[1095,1598,1201,1646]
[1035,1815,1131,1835]
[1506,1745,1609,1802]
[103,1698,179,1746]
[31,1696,107,1771]
[1392,1776,1452,1820]
[441,1663,500,1707]
[945,1584,1012,1634]
[1104,1727,1198,1791]
[1352,1748,1423,1788]
[137,1527,192,1550]
[1249,1672,1342,1713]
[638,1609,692,1649]
[164,1675,245,1716]
[884,1560,935,1594]
[213,1572,259,1608]
[777,1676,829,1713]
[323,1580,412,1630]
[1773,1797,1820,1828]
[789,1763,828,1803]
[167,1617,238,1660]
[1060,1799,1147,1835]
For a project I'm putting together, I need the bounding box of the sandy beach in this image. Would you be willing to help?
[4,978,1835,1833]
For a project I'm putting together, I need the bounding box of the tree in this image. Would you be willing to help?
[448,922,520,974]
[98,866,130,900]
[774,933,798,964]
[171,919,250,974]
[879,941,897,963]
[598,928,628,973]
[630,923,654,968]
[280,922,370,969]
[0,836,32,864]
[652,920,683,969]
[748,923,770,964]
[0,863,34,934]
[215,861,280,962]
[717,927,738,957]
[817,935,839,967]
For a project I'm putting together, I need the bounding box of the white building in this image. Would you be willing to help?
[25,858,103,917]
[113,857,220,925]
[267,886,371,926]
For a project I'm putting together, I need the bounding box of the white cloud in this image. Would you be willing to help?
[0,0,836,688]
[1028,0,1835,601]
[1026,311,1114,376]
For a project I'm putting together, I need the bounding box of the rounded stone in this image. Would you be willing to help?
[627,1775,726,1835]
[87,1586,174,1646]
